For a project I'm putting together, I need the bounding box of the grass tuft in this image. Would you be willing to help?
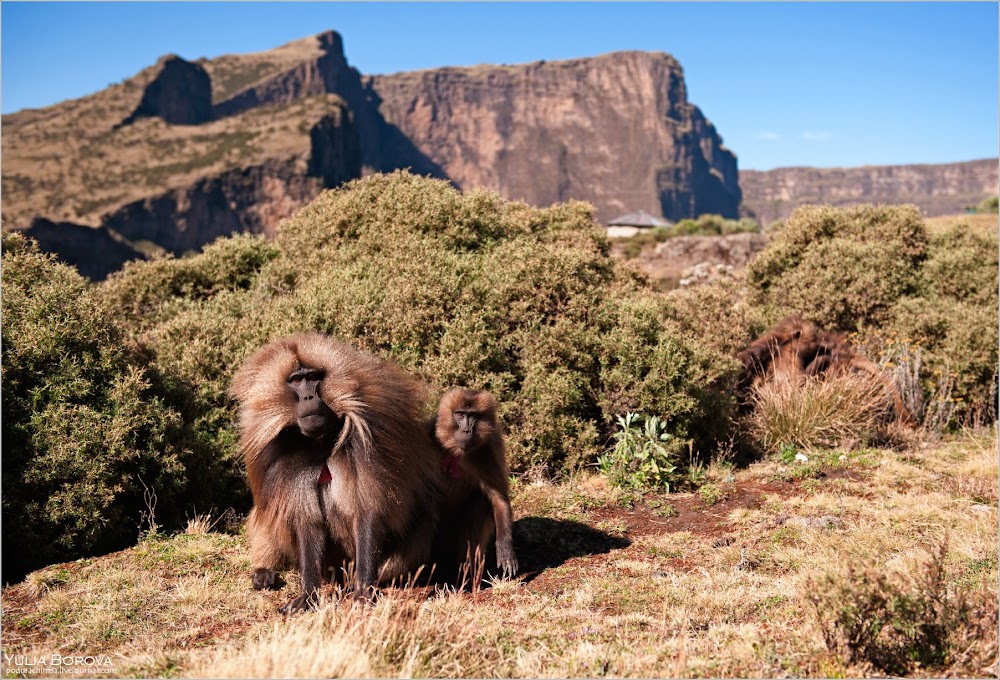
[749,371,894,454]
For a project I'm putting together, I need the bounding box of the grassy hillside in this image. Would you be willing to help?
[0,33,333,230]
[1,94,347,229]
[2,174,996,677]
[2,434,995,677]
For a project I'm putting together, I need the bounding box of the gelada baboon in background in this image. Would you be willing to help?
[737,315,913,423]
[231,332,442,612]
[429,388,518,582]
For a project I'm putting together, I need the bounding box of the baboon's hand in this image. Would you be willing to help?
[252,568,281,591]
[496,544,519,579]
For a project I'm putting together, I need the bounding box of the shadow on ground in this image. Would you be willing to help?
[513,516,631,584]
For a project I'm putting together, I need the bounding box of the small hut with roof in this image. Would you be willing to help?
[606,209,672,238]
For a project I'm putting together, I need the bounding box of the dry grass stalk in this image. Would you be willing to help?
[184,509,231,535]
[750,371,894,452]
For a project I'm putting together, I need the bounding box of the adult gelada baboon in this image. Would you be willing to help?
[231,332,443,612]
[429,388,518,582]
[737,315,913,423]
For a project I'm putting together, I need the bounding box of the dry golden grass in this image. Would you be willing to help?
[2,432,996,678]
[749,371,896,453]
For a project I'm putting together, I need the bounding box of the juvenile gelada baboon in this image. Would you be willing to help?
[428,388,518,582]
[737,315,913,423]
[230,332,443,612]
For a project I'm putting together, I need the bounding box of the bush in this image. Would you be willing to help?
[96,171,740,480]
[663,278,768,359]
[672,214,759,237]
[889,298,997,423]
[746,204,927,331]
[973,194,998,214]
[808,541,998,675]
[617,215,759,259]
[883,223,998,424]
[0,234,210,582]
[598,412,682,492]
[741,203,994,428]
[102,233,280,330]
[918,222,998,306]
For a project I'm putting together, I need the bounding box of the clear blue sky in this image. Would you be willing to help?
[2,2,997,170]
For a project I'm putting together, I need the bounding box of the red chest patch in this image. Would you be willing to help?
[442,454,464,479]
[317,463,333,486]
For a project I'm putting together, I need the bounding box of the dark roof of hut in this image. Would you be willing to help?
[607,210,671,227]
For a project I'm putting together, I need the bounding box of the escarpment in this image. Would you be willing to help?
[365,51,741,223]
[15,31,990,279]
[741,159,999,224]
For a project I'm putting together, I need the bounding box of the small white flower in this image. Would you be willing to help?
[794,452,809,463]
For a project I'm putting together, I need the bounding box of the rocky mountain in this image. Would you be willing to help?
[366,52,741,223]
[1,31,739,278]
[740,159,998,224]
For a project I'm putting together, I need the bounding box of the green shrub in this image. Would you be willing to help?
[879,223,999,424]
[619,226,671,259]
[595,292,739,456]
[918,223,998,307]
[889,297,997,423]
[672,214,759,237]
[0,235,211,582]
[744,204,995,429]
[746,204,928,330]
[102,233,280,330]
[973,194,998,214]
[96,172,741,479]
[617,215,759,259]
[663,278,768,359]
[598,413,681,492]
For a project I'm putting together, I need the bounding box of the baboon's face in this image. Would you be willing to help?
[286,365,342,439]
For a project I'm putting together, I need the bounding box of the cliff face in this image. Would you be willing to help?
[2,31,742,278]
[740,159,999,223]
[21,219,146,281]
[367,52,741,223]
[103,158,333,254]
[123,55,212,126]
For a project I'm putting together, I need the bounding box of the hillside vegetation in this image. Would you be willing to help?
[2,172,996,677]
[2,436,995,677]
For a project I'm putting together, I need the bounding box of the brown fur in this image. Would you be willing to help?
[429,388,518,582]
[737,315,914,424]
[230,332,442,611]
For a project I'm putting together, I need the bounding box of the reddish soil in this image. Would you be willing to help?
[522,477,806,596]
[591,479,797,539]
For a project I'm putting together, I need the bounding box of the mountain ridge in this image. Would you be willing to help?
[740,158,998,224]
[2,30,995,279]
